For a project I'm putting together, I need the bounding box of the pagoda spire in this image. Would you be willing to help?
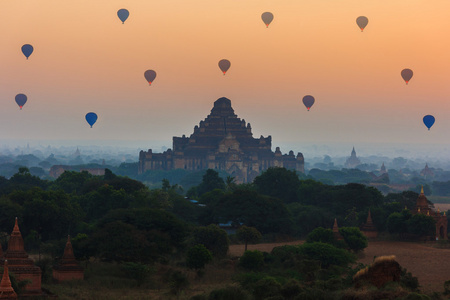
[61,235,76,262]
[0,260,18,299]
[421,185,424,194]
[332,218,343,240]
[6,218,25,254]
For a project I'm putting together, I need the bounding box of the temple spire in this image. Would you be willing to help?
[0,260,18,299]
[421,185,424,194]
[6,217,25,254]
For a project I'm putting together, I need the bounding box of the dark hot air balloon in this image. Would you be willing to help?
[117,9,129,24]
[261,12,274,28]
[423,115,435,130]
[356,16,368,32]
[302,95,315,111]
[15,94,27,110]
[85,112,98,128]
[401,69,413,85]
[21,44,34,59]
[218,59,231,75]
[144,70,157,85]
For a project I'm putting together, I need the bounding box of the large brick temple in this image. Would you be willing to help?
[139,97,304,183]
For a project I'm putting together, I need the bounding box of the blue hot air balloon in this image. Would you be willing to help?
[423,115,435,130]
[21,44,34,59]
[15,94,27,110]
[85,112,98,128]
[117,9,129,24]
[302,95,315,111]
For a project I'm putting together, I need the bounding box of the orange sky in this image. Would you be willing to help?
[1,0,450,156]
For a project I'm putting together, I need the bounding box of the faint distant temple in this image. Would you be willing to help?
[420,163,434,178]
[344,147,361,168]
[361,210,378,239]
[49,166,105,178]
[52,236,84,282]
[139,97,305,183]
[412,187,447,240]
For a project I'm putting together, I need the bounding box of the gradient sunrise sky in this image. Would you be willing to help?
[1,1,450,155]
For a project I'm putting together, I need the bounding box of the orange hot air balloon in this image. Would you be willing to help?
[218,59,231,75]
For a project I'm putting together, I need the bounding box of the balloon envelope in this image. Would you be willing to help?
[261,12,274,27]
[144,70,157,85]
[21,44,33,59]
[302,95,315,111]
[15,94,27,110]
[356,16,368,31]
[423,115,435,130]
[85,112,98,128]
[218,59,231,75]
[117,9,129,24]
[401,69,413,84]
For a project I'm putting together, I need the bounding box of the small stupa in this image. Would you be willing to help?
[332,218,343,240]
[0,260,18,299]
[1,218,41,294]
[361,210,378,238]
[53,236,84,282]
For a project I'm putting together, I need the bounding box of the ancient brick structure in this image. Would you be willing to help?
[0,260,17,300]
[353,256,401,288]
[332,218,343,240]
[0,218,41,295]
[139,97,305,183]
[53,236,84,282]
[361,210,378,239]
[344,147,361,168]
[412,187,448,240]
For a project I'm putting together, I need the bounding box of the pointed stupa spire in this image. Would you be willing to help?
[366,210,373,225]
[6,218,25,254]
[332,218,343,240]
[0,260,18,299]
[421,185,424,194]
[61,235,76,262]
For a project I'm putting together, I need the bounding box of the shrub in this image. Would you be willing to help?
[193,224,229,258]
[208,285,251,300]
[339,227,368,252]
[122,262,152,286]
[400,268,419,291]
[239,250,264,271]
[306,227,336,245]
[233,272,266,290]
[299,242,355,268]
[186,244,213,270]
[281,279,303,299]
[252,277,282,300]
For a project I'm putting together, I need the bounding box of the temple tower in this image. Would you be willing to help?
[361,210,378,238]
[53,236,84,282]
[0,260,18,300]
[1,218,41,294]
[332,219,343,240]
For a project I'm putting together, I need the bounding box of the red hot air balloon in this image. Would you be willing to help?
[356,16,368,32]
[302,95,315,111]
[401,69,413,85]
[261,12,274,28]
[144,70,157,85]
[218,59,231,75]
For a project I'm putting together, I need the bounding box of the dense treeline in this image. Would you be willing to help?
[0,166,441,265]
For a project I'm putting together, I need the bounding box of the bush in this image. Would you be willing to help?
[122,262,152,286]
[306,227,336,245]
[168,271,189,296]
[193,224,229,258]
[233,272,266,290]
[252,277,282,300]
[339,227,368,252]
[208,285,251,300]
[239,250,264,271]
[400,268,419,291]
[281,279,303,299]
[299,242,355,268]
[186,244,213,270]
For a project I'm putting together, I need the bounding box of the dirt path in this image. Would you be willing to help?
[229,240,450,293]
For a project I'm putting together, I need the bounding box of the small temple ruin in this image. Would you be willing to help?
[412,187,447,240]
[0,260,18,300]
[52,236,84,282]
[361,210,378,239]
[0,218,42,295]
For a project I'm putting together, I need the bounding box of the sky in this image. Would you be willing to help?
[2,0,450,159]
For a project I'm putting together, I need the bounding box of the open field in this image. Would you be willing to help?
[230,240,450,293]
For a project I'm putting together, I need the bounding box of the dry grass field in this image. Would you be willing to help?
[230,240,450,293]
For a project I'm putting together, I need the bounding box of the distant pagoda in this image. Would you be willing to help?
[52,236,84,282]
[361,210,378,238]
[0,260,18,300]
[344,147,361,168]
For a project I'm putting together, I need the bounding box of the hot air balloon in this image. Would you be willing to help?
[423,115,435,130]
[401,69,413,85]
[15,94,27,110]
[302,95,315,111]
[21,44,33,59]
[117,9,129,24]
[356,16,368,32]
[218,59,231,75]
[85,112,98,128]
[261,12,274,28]
[144,70,157,85]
